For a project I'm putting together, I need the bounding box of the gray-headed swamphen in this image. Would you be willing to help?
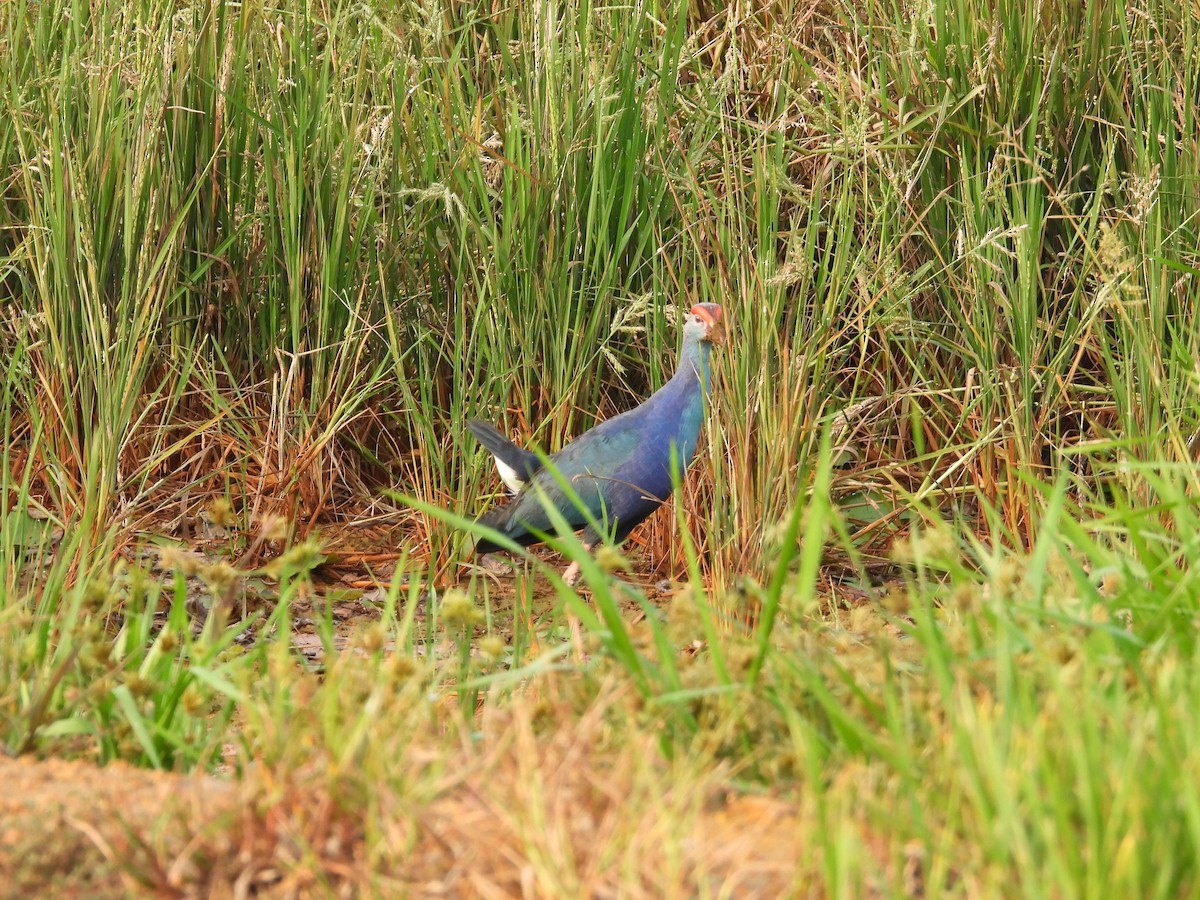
[468,302,723,584]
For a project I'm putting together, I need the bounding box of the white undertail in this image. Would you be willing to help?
[494,457,524,494]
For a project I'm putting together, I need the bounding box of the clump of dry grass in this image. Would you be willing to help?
[0,683,818,897]
[402,691,805,896]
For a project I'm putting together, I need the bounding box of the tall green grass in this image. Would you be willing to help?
[4,0,1197,579]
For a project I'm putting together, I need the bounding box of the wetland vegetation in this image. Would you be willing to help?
[2,0,1199,894]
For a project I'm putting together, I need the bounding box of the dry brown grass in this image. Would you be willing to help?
[0,683,829,898]
[404,689,812,897]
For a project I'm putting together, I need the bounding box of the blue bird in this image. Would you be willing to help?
[470,303,723,584]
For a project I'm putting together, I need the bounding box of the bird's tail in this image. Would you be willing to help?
[466,419,543,491]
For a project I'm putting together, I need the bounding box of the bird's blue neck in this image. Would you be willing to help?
[674,334,713,394]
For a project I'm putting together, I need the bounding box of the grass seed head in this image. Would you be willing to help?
[219,645,246,665]
[1098,222,1134,278]
[385,653,425,682]
[82,574,115,613]
[266,540,326,579]
[158,546,201,577]
[87,676,115,702]
[123,673,155,699]
[358,623,388,653]
[594,546,630,573]
[182,683,207,716]
[440,589,483,630]
[479,634,506,662]
[80,639,114,671]
[258,513,289,542]
[881,584,911,614]
[206,498,239,529]
[203,562,238,595]
[20,635,42,666]
[155,630,179,653]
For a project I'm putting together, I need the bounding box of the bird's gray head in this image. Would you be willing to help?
[684,303,724,344]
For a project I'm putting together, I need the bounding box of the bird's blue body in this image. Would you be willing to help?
[473,306,719,554]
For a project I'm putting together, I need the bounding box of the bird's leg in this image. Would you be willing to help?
[561,541,595,660]
[562,537,598,587]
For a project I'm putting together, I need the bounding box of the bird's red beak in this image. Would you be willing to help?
[690,303,724,343]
